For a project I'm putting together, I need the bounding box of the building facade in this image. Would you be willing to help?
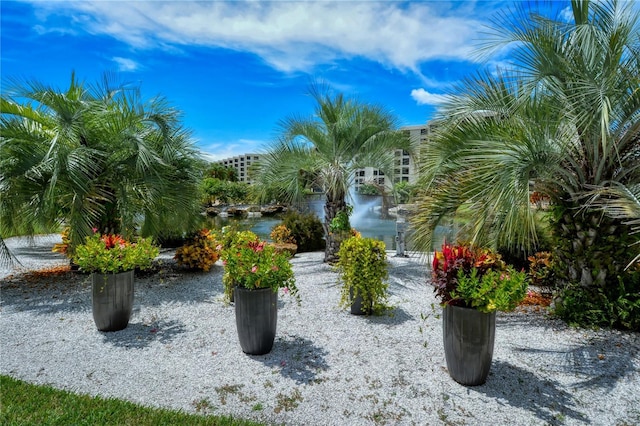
[214,122,436,189]
[353,123,436,192]
[217,154,260,184]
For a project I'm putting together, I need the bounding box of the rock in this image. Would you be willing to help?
[261,205,287,216]
[205,207,221,216]
[225,207,246,217]
[269,243,297,258]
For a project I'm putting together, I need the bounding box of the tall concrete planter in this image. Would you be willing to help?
[350,291,367,315]
[92,270,134,332]
[234,287,278,355]
[443,304,496,386]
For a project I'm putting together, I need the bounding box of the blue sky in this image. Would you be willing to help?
[2,0,574,161]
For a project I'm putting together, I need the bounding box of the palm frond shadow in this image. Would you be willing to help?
[475,360,589,424]
[252,335,330,385]
[100,319,187,349]
[0,261,225,315]
[510,335,640,392]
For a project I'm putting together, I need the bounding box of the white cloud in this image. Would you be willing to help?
[112,57,140,72]
[198,138,266,162]
[560,6,574,22]
[32,24,76,36]
[28,1,486,73]
[410,88,450,106]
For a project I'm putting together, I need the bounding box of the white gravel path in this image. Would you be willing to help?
[1,235,639,425]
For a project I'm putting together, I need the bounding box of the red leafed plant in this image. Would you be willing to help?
[100,234,127,249]
[431,241,507,306]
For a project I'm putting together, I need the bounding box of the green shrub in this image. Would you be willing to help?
[72,233,159,274]
[270,224,295,244]
[357,184,380,196]
[527,251,557,294]
[174,229,221,272]
[337,236,389,315]
[554,273,640,331]
[281,210,325,253]
[329,205,352,233]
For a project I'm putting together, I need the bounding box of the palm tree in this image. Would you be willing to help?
[411,0,640,329]
[255,83,412,263]
[584,183,640,269]
[0,72,202,251]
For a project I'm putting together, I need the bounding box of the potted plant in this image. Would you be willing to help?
[336,235,390,315]
[220,231,299,355]
[431,242,528,385]
[73,233,159,331]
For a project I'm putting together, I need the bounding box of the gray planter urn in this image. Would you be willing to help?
[234,287,278,355]
[349,288,371,315]
[92,270,134,332]
[442,304,496,386]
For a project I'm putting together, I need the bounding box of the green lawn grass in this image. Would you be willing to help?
[0,375,264,426]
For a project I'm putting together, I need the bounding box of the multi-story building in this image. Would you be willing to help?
[215,122,436,189]
[353,122,436,192]
[217,154,260,184]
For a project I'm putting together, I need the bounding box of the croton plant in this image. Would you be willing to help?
[431,242,528,312]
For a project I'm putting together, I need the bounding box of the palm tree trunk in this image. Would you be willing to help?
[323,197,348,263]
[552,206,636,289]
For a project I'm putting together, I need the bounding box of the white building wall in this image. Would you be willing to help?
[218,154,260,184]
[353,122,435,192]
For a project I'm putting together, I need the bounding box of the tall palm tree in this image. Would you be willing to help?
[0,72,202,251]
[411,0,640,329]
[256,83,412,263]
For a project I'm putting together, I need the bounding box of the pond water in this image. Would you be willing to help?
[204,195,453,252]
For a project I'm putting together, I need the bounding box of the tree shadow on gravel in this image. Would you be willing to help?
[252,335,329,384]
[0,271,91,315]
[3,241,67,267]
[474,360,588,424]
[510,334,639,393]
[1,262,227,315]
[497,312,640,393]
[100,319,187,349]
[387,262,428,291]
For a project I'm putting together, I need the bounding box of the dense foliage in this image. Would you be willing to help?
[527,251,556,294]
[254,82,412,263]
[72,233,159,274]
[336,236,389,315]
[357,184,380,196]
[0,72,202,251]
[174,229,221,271]
[204,163,238,181]
[201,178,251,205]
[329,206,353,233]
[270,225,295,244]
[431,242,528,313]
[281,211,325,253]
[412,1,640,329]
[220,230,298,302]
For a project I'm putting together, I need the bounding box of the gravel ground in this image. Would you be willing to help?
[1,235,639,425]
